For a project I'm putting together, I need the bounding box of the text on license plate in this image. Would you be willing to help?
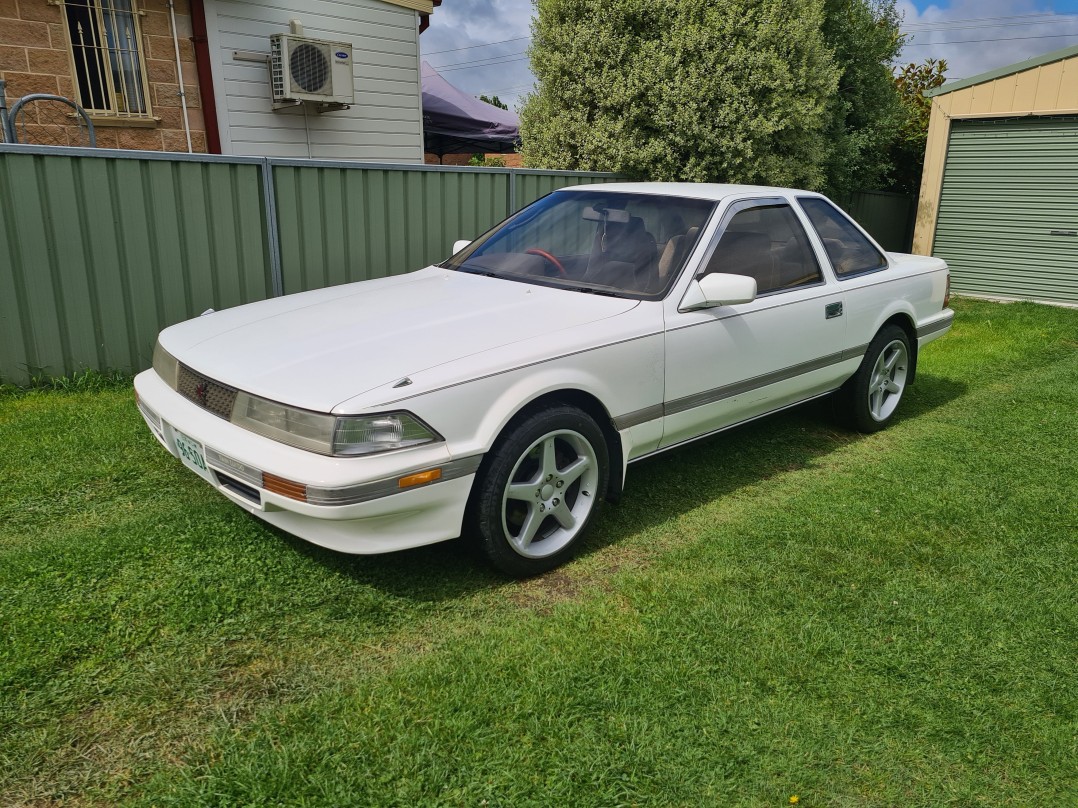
[173,430,215,484]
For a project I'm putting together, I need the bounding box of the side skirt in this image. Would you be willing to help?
[627,389,839,466]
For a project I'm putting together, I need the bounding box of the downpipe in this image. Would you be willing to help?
[168,0,194,153]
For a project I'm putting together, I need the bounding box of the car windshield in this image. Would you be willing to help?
[443,190,717,299]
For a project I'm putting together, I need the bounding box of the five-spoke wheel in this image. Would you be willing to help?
[836,324,912,433]
[468,405,608,577]
[502,429,599,558]
[867,339,908,423]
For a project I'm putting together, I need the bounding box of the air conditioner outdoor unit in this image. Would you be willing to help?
[270,34,354,108]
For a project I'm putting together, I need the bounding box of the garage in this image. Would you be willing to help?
[913,44,1078,306]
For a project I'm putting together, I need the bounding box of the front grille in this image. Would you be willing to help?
[177,365,238,420]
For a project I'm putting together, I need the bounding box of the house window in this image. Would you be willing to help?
[61,0,152,118]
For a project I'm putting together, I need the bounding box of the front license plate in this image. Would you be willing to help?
[173,430,215,484]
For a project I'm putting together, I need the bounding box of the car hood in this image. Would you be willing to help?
[160,268,639,412]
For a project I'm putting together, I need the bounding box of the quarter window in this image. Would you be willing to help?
[699,203,822,294]
[61,0,152,118]
[798,197,887,278]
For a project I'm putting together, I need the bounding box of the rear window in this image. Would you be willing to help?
[798,197,887,278]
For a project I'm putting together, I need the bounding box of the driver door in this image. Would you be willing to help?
[662,198,849,448]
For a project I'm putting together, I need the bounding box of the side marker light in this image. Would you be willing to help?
[398,469,442,489]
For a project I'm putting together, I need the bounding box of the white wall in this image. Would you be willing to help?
[204,0,424,162]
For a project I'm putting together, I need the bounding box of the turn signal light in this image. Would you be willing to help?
[262,472,308,502]
[944,274,951,308]
[398,468,442,489]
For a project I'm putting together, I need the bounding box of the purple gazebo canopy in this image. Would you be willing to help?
[421,61,520,157]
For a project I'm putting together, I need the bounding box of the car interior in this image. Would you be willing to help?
[797,197,888,277]
[699,205,823,294]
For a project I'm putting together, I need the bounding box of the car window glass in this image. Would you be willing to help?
[445,190,715,299]
[798,197,887,277]
[699,203,822,294]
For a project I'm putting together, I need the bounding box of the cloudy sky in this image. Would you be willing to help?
[420,0,1078,112]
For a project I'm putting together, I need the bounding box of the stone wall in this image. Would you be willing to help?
[0,0,207,151]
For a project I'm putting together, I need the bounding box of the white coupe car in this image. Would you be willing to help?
[135,183,953,576]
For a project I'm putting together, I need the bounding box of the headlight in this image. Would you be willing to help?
[231,392,336,454]
[231,392,440,457]
[152,340,179,389]
[332,412,440,456]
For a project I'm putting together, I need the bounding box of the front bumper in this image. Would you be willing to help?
[133,369,480,554]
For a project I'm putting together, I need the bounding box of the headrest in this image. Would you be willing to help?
[602,216,654,263]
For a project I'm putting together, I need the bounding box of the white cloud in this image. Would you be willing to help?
[420,0,536,110]
[897,0,1078,80]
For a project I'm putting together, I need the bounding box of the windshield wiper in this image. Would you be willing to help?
[573,285,620,297]
[453,265,500,279]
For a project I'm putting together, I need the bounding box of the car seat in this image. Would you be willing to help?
[658,226,701,282]
[584,216,657,291]
[704,231,776,291]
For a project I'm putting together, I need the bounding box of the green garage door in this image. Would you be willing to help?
[934,116,1078,305]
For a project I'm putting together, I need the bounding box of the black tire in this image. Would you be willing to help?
[467,404,609,577]
[835,324,912,433]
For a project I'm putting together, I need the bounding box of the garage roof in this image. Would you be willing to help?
[927,43,1078,98]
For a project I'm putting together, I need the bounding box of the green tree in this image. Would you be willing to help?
[479,94,509,110]
[819,0,905,197]
[888,58,947,195]
[520,0,840,189]
[468,153,507,167]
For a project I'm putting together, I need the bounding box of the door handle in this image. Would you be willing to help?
[825,302,843,319]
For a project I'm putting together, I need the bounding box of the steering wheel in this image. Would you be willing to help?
[525,248,568,278]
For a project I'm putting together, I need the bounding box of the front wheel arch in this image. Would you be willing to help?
[474,389,625,505]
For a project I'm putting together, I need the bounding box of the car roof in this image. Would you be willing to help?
[556,182,824,201]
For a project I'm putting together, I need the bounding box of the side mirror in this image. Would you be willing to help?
[452,239,471,255]
[680,273,757,311]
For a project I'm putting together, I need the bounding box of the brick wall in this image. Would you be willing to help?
[0,0,207,152]
[424,152,523,167]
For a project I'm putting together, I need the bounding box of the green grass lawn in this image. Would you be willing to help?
[2,297,1076,806]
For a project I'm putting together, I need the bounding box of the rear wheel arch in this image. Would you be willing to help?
[882,312,918,385]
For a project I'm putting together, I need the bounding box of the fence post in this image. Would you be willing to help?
[508,168,518,214]
[261,158,284,297]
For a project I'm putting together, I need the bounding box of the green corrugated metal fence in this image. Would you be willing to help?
[842,190,916,253]
[273,162,511,294]
[0,149,273,384]
[933,117,1078,305]
[0,144,622,384]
